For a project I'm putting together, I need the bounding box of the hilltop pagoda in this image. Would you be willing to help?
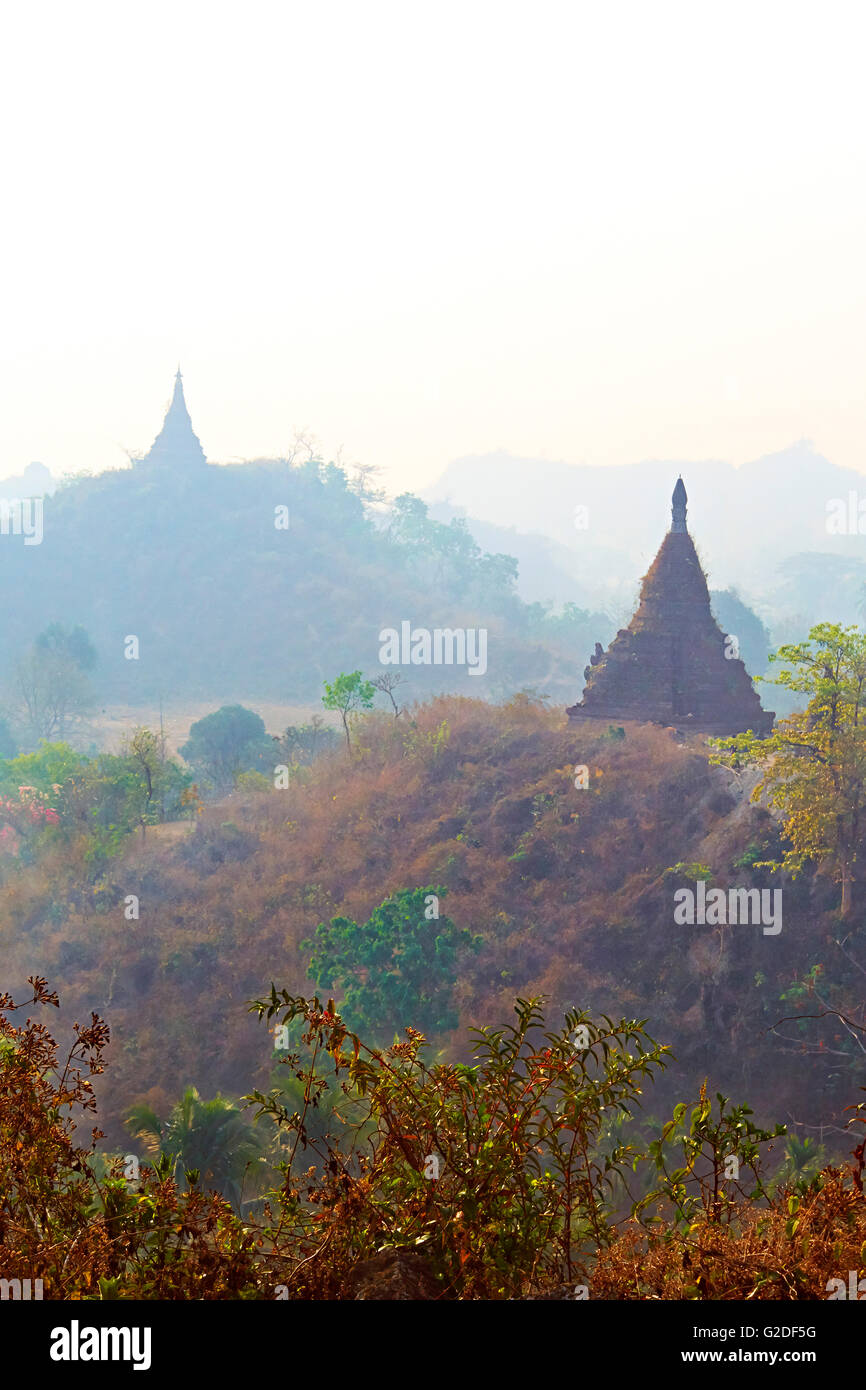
[136,368,207,472]
[567,479,774,736]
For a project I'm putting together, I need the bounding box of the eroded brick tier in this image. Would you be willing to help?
[566,481,774,736]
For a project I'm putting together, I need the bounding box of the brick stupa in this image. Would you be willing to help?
[135,368,208,473]
[566,479,774,736]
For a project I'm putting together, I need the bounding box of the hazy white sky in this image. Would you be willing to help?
[0,0,863,491]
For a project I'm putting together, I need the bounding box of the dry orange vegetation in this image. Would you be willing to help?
[0,694,858,1153]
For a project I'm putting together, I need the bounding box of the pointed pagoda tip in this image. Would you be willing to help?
[138,366,206,469]
[671,476,688,532]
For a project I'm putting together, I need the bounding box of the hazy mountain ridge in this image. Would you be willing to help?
[0,457,602,714]
[0,460,55,498]
[424,443,866,630]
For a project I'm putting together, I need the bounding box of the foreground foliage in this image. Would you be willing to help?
[3,979,864,1300]
[0,980,257,1298]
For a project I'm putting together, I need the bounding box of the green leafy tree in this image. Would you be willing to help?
[321,671,375,752]
[125,1086,271,1210]
[101,727,192,833]
[637,1084,785,1229]
[0,740,86,795]
[246,991,671,1297]
[126,727,160,810]
[304,886,475,1042]
[180,705,273,795]
[712,622,866,916]
[0,736,192,872]
[769,1134,827,1194]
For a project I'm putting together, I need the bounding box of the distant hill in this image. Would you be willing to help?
[0,460,55,498]
[424,443,866,632]
[0,456,612,712]
[427,498,637,616]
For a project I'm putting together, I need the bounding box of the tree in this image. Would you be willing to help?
[348,460,386,503]
[247,991,672,1297]
[321,671,375,752]
[119,726,190,833]
[125,727,160,829]
[769,1134,827,1194]
[180,705,273,795]
[12,623,97,741]
[386,492,430,548]
[35,622,97,672]
[711,622,866,916]
[303,886,476,1042]
[0,736,193,868]
[371,670,405,717]
[272,715,339,766]
[125,1086,271,1211]
[0,739,85,795]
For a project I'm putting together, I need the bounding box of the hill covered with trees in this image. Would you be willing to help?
[1,693,857,1161]
[0,456,618,711]
[1,454,779,738]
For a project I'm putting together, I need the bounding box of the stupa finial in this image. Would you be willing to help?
[671,475,688,533]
